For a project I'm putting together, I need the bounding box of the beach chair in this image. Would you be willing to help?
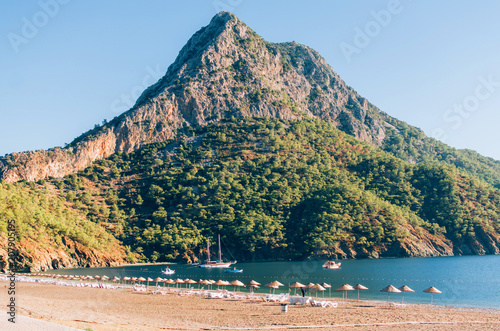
[289,296,312,305]
[312,300,337,308]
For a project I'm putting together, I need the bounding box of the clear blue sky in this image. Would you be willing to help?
[1,0,500,160]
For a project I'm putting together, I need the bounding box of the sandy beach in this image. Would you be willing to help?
[1,279,499,331]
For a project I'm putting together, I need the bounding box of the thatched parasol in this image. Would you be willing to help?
[336,284,355,302]
[380,285,401,302]
[265,280,284,294]
[289,281,306,295]
[153,277,163,287]
[398,285,415,303]
[230,280,245,292]
[246,280,261,294]
[214,279,226,290]
[354,284,369,301]
[310,283,326,297]
[423,286,442,304]
[185,279,197,289]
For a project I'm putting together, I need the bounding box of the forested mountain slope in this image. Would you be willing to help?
[1,12,499,271]
[35,117,498,265]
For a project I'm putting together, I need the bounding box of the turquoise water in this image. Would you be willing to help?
[42,255,500,308]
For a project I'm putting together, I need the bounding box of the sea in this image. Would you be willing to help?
[41,255,500,309]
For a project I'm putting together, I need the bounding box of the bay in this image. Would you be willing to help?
[42,255,500,309]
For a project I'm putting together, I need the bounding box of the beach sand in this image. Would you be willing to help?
[1,280,499,330]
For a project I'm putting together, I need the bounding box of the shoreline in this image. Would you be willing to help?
[2,278,499,330]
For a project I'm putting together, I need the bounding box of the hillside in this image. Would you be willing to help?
[27,117,497,266]
[0,12,499,271]
[1,12,499,189]
[0,181,128,272]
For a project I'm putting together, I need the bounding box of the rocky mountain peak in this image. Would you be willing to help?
[0,11,390,183]
[135,11,243,107]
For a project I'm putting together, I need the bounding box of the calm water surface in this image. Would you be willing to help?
[43,255,500,309]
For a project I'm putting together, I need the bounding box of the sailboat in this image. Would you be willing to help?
[199,234,236,268]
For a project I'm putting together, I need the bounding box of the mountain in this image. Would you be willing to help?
[1,12,499,271]
[3,12,499,187]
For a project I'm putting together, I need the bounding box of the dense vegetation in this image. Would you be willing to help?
[0,181,127,270]
[32,117,498,263]
[382,116,500,189]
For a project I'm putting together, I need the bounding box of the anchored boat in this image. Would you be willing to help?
[323,260,341,269]
[199,234,236,268]
[161,266,175,275]
[224,267,243,273]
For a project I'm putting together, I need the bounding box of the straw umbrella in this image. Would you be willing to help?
[354,284,369,301]
[198,279,207,289]
[137,277,146,286]
[185,279,197,289]
[165,278,175,287]
[336,284,355,302]
[398,285,415,303]
[380,285,401,302]
[201,279,212,289]
[153,277,163,287]
[230,280,245,292]
[265,280,284,294]
[215,279,226,290]
[423,286,442,304]
[101,275,109,283]
[174,278,185,288]
[246,280,261,294]
[112,276,120,284]
[122,276,130,285]
[311,283,326,297]
[289,282,306,295]
[222,280,231,290]
[321,283,332,298]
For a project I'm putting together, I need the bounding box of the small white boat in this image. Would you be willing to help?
[323,260,341,269]
[224,267,243,273]
[161,267,175,275]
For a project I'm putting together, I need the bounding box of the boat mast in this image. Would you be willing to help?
[206,237,210,262]
[218,234,222,262]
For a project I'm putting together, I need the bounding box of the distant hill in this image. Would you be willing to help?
[0,12,499,271]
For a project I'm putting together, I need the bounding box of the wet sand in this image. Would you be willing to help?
[1,280,499,330]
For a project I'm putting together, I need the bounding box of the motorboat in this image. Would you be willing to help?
[323,260,341,269]
[161,267,175,275]
[224,267,243,273]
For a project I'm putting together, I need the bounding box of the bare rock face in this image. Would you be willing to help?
[1,11,388,184]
